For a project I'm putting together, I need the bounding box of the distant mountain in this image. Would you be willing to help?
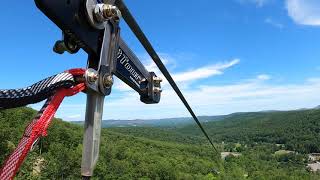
[177,109,320,154]
[2,107,320,179]
[313,105,320,110]
[72,115,227,128]
[73,107,320,128]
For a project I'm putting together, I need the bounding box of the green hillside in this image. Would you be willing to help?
[0,108,320,179]
[177,110,320,154]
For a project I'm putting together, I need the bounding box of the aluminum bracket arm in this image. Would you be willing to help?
[34,0,161,104]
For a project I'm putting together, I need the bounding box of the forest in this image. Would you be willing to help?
[1,107,320,179]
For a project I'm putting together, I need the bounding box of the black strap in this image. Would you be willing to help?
[0,72,75,109]
[116,0,218,152]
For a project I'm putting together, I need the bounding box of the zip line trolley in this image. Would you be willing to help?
[0,0,217,179]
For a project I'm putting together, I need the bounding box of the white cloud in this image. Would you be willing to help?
[171,59,240,83]
[265,18,284,29]
[114,58,240,91]
[64,114,82,121]
[95,74,320,120]
[144,54,173,72]
[55,74,320,121]
[67,114,82,119]
[286,0,320,26]
[238,0,270,7]
[257,74,271,80]
[143,55,240,84]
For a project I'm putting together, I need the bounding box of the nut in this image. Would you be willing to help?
[154,77,163,83]
[154,87,162,93]
[103,75,113,87]
[94,4,122,23]
[85,69,99,84]
[103,4,122,21]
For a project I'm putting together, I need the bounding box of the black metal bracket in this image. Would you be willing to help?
[117,39,161,103]
[34,0,161,103]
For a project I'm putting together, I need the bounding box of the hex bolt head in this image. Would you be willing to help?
[154,87,162,93]
[85,69,99,84]
[103,75,113,87]
[94,4,122,23]
[102,5,122,21]
[53,40,67,54]
[153,77,163,83]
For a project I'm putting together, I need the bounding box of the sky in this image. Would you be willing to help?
[1,0,320,121]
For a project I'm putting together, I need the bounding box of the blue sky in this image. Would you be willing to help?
[1,0,320,121]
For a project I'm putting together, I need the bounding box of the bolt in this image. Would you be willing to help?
[94,4,122,23]
[65,40,79,53]
[154,87,162,93]
[103,75,113,87]
[154,77,163,83]
[53,38,79,55]
[86,69,99,84]
[53,40,67,54]
[139,78,147,84]
[102,4,122,21]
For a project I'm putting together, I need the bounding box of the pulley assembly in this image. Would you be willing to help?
[35,0,163,177]
[0,0,217,179]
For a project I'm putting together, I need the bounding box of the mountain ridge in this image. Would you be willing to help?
[72,106,320,128]
[72,115,228,127]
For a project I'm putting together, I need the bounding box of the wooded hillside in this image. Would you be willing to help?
[1,108,320,179]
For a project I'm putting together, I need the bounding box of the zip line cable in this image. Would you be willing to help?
[115,0,218,153]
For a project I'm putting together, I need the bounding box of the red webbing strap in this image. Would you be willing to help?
[0,69,85,180]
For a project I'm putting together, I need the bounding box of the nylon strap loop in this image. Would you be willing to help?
[0,69,85,180]
[0,69,85,109]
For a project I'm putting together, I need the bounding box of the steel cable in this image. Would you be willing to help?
[115,0,218,153]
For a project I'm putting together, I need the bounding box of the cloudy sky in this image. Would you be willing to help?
[0,0,320,121]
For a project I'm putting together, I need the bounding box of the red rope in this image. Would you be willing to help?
[0,69,85,180]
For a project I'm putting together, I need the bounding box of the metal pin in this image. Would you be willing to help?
[85,69,99,84]
[103,75,113,87]
[154,77,162,83]
[94,4,122,23]
[154,87,162,93]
